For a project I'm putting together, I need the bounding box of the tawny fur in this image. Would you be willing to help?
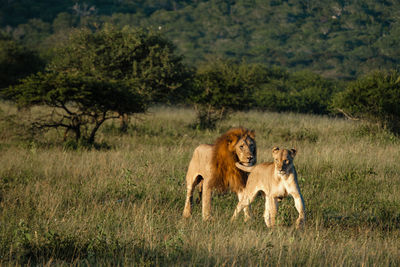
[231,147,305,229]
[182,127,256,220]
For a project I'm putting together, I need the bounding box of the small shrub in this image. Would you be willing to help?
[192,105,226,130]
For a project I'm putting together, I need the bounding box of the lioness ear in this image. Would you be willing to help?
[290,148,297,158]
[272,147,280,154]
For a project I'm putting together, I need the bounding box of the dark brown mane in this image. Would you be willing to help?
[210,127,255,193]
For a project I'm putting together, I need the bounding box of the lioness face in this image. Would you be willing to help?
[272,147,296,175]
[235,136,257,166]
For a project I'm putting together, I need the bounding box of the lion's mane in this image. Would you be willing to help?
[210,127,255,193]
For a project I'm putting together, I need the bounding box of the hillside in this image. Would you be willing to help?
[1,0,399,79]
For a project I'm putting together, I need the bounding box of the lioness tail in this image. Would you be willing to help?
[235,162,255,173]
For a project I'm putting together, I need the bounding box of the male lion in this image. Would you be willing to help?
[232,147,305,229]
[182,127,257,221]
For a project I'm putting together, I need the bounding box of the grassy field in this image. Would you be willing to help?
[1,103,400,266]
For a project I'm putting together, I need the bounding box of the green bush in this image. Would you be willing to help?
[333,70,400,134]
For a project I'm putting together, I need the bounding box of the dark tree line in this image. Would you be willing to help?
[1,24,400,143]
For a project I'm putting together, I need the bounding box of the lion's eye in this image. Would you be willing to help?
[239,145,244,149]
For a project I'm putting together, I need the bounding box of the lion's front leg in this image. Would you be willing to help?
[201,181,212,221]
[183,184,194,218]
[183,174,202,218]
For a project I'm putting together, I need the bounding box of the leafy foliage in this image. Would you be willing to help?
[254,70,338,114]
[50,25,190,104]
[333,70,400,134]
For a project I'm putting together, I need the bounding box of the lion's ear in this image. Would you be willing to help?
[248,130,256,139]
[272,147,280,154]
[228,135,238,151]
[290,148,297,158]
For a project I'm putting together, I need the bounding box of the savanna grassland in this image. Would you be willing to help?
[1,102,400,266]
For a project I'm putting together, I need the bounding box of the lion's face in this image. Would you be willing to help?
[234,135,257,167]
[272,147,296,175]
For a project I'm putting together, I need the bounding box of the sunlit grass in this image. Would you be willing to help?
[1,102,400,265]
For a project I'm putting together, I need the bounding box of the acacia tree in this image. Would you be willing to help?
[5,25,189,144]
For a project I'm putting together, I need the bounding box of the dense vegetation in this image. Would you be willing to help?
[2,0,400,79]
[1,104,400,265]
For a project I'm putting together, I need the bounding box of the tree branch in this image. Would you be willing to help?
[336,108,360,121]
[60,102,74,115]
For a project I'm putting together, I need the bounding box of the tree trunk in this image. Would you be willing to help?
[88,120,105,144]
[119,113,129,132]
[74,126,81,142]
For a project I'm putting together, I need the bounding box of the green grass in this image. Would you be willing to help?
[1,103,400,265]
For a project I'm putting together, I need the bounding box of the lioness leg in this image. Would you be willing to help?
[237,191,252,221]
[183,175,202,218]
[264,197,278,227]
[231,190,258,221]
[291,191,306,229]
[231,198,248,221]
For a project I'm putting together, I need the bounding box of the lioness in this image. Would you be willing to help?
[232,147,305,228]
[182,127,257,221]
